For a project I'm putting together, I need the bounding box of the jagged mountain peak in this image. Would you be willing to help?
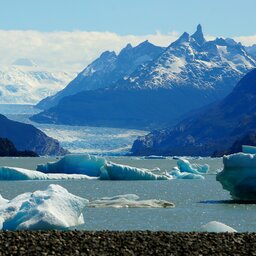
[191,24,205,45]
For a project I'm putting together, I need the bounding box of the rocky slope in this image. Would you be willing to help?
[32,25,256,129]
[37,41,164,109]
[131,68,256,156]
[0,114,67,155]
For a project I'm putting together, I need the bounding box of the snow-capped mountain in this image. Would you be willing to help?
[31,25,256,129]
[0,60,76,104]
[120,25,255,92]
[37,41,164,109]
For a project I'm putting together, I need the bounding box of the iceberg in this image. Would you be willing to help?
[0,184,88,230]
[0,195,8,205]
[216,153,256,200]
[37,154,106,177]
[89,194,174,208]
[242,145,256,154]
[100,162,170,180]
[200,221,237,233]
[177,158,209,174]
[0,166,96,180]
[169,167,205,180]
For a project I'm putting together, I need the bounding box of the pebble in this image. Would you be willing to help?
[0,231,255,255]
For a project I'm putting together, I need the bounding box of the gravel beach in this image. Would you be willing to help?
[0,231,255,255]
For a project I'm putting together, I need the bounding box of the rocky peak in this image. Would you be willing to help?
[191,24,206,45]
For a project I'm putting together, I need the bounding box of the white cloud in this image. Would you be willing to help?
[0,30,255,74]
[0,30,178,72]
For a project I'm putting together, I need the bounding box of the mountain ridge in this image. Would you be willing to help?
[32,25,256,129]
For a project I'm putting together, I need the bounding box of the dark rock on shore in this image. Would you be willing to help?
[0,114,68,156]
[0,137,38,157]
[0,231,255,255]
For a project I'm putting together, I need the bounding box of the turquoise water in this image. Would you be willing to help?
[0,157,255,232]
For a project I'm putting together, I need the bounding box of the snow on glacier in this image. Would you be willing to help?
[0,184,88,230]
[89,194,174,208]
[200,221,237,233]
[0,166,96,180]
[37,154,106,177]
[216,152,256,200]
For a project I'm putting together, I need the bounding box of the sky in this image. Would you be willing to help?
[0,0,256,71]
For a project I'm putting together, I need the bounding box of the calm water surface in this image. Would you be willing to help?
[0,157,254,232]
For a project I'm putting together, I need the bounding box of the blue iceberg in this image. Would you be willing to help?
[177,158,209,174]
[0,166,96,180]
[37,154,106,177]
[217,152,256,200]
[100,162,170,180]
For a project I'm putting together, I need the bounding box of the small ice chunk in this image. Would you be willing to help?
[89,194,174,208]
[200,221,237,233]
[242,145,256,154]
[169,168,205,179]
[0,184,88,230]
[100,162,170,180]
[0,166,95,180]
[37,154,106,177]
[177,158,209,174]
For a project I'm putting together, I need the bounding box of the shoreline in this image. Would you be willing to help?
[0,231,254,255]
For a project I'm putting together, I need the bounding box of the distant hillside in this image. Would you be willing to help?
[32,25,256,129]
[131,69,256,156]
[0,114,67,156]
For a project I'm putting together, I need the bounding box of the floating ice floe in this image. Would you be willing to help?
[0,184,88,230]
[100,162,170,180]
[216,152,256,200]
[200,221,237,233]
[144,155,167,159]
[0,166,96,180]
[37,154,106,177]
[89,194,174,208]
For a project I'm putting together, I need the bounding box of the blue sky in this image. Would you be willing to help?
[0,0,255,36]
[0,0,255,71]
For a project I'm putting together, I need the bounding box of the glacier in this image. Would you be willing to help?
[216,152,256,200]
[0,184,88,230]
[0,166,96,180]
[37,154,106,177]
[89,194,174,208]
[200,221,237,233]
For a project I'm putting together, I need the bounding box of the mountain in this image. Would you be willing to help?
[36,41,165,109]
[0,114,67,155]
[246,45,256,59]
[131,68,256,156]
[0,61,76,104]
[0,137,38,157]
[31,25,256,129]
